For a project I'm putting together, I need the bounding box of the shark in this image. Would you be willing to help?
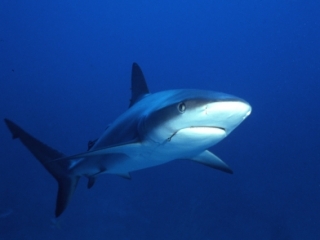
[4,63,251,217]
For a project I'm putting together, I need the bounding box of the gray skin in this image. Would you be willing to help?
[68,89,251,177]
[4,63,251,217]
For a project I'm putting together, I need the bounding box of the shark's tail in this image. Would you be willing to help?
[4,119,79,217]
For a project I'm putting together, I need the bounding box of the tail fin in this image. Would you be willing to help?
[4,118,79,217]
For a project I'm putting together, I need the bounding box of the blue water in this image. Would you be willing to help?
[1,0,319,239]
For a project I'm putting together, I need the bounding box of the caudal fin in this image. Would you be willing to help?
[4,118,79,217]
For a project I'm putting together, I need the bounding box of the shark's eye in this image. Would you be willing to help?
[177,102,186,113]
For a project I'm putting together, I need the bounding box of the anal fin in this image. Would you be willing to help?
[86,167,107,189]
[87,177,96,189]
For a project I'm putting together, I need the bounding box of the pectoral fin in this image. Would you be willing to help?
[190,150,233,174]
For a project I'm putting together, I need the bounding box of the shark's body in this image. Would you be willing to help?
[4,63,251,217]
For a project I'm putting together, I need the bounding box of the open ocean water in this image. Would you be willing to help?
[0,0,319,239]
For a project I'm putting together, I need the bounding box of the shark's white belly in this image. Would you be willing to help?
[106,127,227,175]
[71,127,227,176]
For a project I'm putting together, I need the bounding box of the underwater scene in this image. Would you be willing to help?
[0,0,319,239]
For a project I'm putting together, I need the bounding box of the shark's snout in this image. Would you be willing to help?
[204,100,251,134]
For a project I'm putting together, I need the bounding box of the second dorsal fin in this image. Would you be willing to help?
[129,63,150,107]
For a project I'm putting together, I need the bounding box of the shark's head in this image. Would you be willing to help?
[138,89,251,154]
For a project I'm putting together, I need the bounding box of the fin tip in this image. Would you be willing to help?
[4,118,20,139]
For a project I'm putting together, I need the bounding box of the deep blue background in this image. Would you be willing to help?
[1,0,319,239]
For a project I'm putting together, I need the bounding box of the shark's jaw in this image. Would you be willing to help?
[167,126,226,145]
[154,126,228,159]
[139,96,251,150]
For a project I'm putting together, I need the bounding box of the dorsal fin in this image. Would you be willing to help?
[129,63,150,107]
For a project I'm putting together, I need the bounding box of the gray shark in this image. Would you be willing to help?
[4,63,251,217]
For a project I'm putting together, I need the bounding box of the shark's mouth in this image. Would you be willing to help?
[167,126,226,142]
[190,126,225,131]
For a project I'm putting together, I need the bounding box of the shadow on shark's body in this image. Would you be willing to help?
[4,63,251,217]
